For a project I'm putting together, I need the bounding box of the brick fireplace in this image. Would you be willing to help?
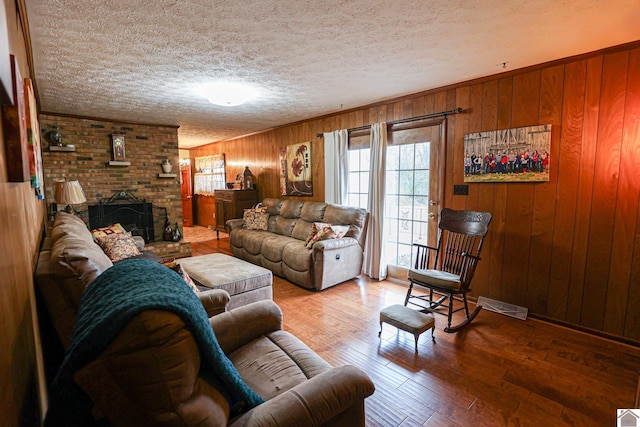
[40,114,191,258]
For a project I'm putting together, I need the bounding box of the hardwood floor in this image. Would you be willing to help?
[192,237,640,426]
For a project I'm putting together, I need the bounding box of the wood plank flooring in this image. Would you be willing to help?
[191,236,640,426]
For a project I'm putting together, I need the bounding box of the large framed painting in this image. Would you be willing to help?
[463,124,551,183]
[279,142,312,196]
[1,54,30,182]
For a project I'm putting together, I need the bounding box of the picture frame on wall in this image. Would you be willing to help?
[463,124,551,183]
[279,141,312,196]
[111,133,126,161]
[24,78,44,198]
[1,54,30,182]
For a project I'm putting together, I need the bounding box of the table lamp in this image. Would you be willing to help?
[55,180,86,214]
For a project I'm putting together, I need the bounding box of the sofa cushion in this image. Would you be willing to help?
[291,219,314,241]
[261,235,298,263]
[282,241,312,271]
[280,200,303,219]
[230,227,251,248]
[300,202,327,222]
[274,216,297,237]
[243,230,270,255]
[267,215,278,233]
[262,198,283,215]
[49,236,113,309]
[51,212,93,245]
[229,330,331,400]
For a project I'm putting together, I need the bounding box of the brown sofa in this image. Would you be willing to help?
[73,300,375,426]
[37,212,375,426]
[228,198,368,291]
[35,212,230,349]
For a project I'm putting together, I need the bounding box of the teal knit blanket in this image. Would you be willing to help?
[45,258,263,426]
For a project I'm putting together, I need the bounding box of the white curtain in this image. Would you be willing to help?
[323,129,349,204]
[363,122,387,280]
[193,154,226,196]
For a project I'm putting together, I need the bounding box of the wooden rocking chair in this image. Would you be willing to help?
[405,208,492,333]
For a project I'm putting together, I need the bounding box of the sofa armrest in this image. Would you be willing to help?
[226,219,244,232]
[197,289,230,317]
[230,365,375,427]
[314,236,360,251]
[209,300,282,354]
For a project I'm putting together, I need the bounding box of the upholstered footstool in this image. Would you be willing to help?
[178,253,273,310]
[379,304,435,353]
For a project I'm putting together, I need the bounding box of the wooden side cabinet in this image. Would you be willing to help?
[213,189,258,238]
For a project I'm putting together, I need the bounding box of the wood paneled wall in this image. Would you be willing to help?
[1,0,48,425]
[194,195,216,227]
[191,42,640,342]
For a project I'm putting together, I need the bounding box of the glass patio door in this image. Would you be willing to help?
[384,120,443,279]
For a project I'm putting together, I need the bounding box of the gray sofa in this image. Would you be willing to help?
[227,198,368,291]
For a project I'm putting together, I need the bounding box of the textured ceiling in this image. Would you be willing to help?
[25,0,640,148]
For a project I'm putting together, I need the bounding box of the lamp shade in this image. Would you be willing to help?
[55,180,86,206]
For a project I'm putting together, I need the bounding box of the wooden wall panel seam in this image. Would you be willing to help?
[581,51,628,330]
[567,55,603,325]
[547,60,587,320]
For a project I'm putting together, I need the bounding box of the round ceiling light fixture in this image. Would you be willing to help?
[203,82,259,107]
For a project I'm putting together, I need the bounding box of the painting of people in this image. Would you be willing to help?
[463,124,551,183]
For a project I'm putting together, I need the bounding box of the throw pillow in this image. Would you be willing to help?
[96,232,142,262]
[305,222,331,245]
[330,225,350,238]
[161,260,200,293]
[306,225,335,249]
[91,223,126,241]
[243,206,269,231]
[305,224,350,249]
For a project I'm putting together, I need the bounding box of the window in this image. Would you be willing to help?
[346,148,369,209]
[194,154,226,196]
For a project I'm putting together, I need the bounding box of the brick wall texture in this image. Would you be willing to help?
[40,114,190,257]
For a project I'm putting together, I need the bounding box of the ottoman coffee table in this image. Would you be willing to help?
[178,253,273,310]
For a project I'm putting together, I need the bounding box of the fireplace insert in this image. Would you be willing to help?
[89,191,155,243]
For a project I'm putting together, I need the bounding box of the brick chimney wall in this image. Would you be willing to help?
[40,114,190,257]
